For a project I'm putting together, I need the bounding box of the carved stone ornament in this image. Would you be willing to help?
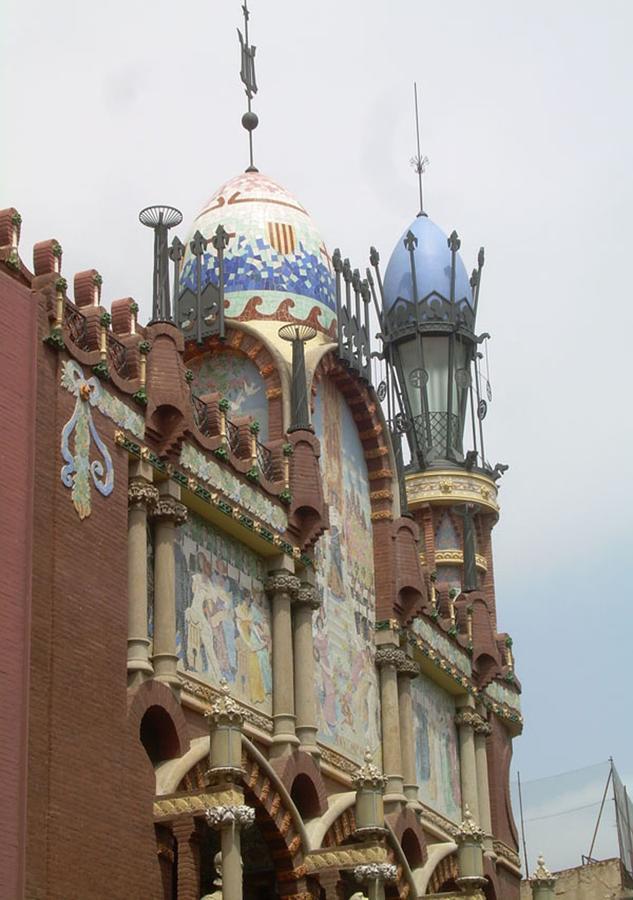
[128,480,159,511]
[474,717,492,736]
[454,708,484,731]
[151,495,188,526]
[531,854,556,885]
[397,657,420,679]
[264,572,301,597]
[352,748,388,792]
[353,863,398,883]
[205,804,255,830]
[295,586,322,610]
[456,805,485,844]
[374,647,407,670]
[206,678,244,726]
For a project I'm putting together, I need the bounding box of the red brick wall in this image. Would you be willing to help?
[26,291,163,899]
[0,271,37,899]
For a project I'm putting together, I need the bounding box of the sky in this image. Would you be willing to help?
[2,0,632,872]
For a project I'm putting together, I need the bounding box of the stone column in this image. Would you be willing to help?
[455,807,486,893]
[171,816,200,900]
[474,713,494,855]
[206,804,255,900]
[265,568,301,757]
[292,583,321,758]
[353,863,398,900]
[454,704,481,822]
[151,482,187,694]
[397,657,420,806]
[127,463,158,685]
[375,647,406,799]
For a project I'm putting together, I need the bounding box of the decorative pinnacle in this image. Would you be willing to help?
[531,855,556,883]
[456,804,485,842]
[206,678,244,725]
[238,0,259,172]
[411,82,429,217]
[352,748,387,791]
[404,230,418,253]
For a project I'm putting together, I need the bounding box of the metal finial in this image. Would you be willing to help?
[410,83,429,218]
[139,205,183,322]
[238,0,259,172]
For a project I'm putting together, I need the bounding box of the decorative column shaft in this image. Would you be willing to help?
[151,482,187,693]
[293,584,321,757]
[265,569,301,757]
[454,705,481,822]
[455,806,486,891]
[206,805,255,900]
[375,647,406,799]
[397,657,420,805]
[353,863,398,900]
[127,467,158,685]
[474,715,494,853]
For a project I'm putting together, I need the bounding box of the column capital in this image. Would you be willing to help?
[353,862,397,883]
[128,479,159,510]
[454,708,485,730]
[151,494,188,525]
[205,804,255,830]
[474,717,492,736]
[265,572,301,597]
[206,678,244,727]
[375,647,407,670]
[352,749,388,792]
[456,805,485,844]
[397,657,420,679]
[294,585,322,610]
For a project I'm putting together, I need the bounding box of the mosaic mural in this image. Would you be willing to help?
[179,443,287,534]
[189,350,269,440]
[484,678,522,713]
[174,512,272,712]
[411,672,462,823]
[312,377,381,763]
[180,172,336,335]
[410,617,472,677]
[59,361,115,519]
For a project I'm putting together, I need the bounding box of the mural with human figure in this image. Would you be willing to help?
[411,671,462,822]
[189,350,269,441]
[174,511,272,712]
[312,376,381,764]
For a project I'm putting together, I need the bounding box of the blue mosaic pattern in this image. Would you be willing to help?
[180,236,335,311]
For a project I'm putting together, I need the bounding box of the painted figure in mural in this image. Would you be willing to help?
[412,675,462,822]
[235,595,267,705]
[311,377,381,762]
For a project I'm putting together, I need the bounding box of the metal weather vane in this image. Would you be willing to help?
[410,82,429,217]
[238,0,259,172]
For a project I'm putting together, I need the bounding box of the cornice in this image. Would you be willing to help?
[405,468,499,514]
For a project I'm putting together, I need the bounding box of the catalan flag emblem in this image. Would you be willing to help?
[267,222,296,255]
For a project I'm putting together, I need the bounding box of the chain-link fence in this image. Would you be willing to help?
[511,760,633,877]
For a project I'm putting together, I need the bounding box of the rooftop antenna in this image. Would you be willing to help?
[410,82,429,218]
[238,1,259,172]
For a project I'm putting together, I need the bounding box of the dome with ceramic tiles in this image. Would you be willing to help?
[180,172,336,338]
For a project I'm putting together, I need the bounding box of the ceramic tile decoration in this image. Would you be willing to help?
[312,376,381,764]
[60,361,115,519]
[180,172,337,337]
[189,350,269,440]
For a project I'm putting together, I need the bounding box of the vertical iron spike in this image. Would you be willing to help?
[473,246,485,322]
[474,351,486,466]
[169,235,185,326]
[405,229,432,454]
[360,277,371,381]
[190,229,208,346]
[211,224,230,341]
[332,248,344,359]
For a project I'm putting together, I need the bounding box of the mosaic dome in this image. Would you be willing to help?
[383,214,472,310]
[180,172,336,337]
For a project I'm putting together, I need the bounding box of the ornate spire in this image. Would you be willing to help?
[238,1,259,172]
[410,82,429,218]
[531,854,557,884]
[456,804,485,842]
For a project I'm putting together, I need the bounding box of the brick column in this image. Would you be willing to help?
[292,583,321,758]
[172,817,199,900]
[150,482,187,694]
[474,712,494,854]
[127,463,158,686]
[454,703,480,822]
[206,805,255,900]
[265,567,301,757]
[375,647,406,799]
[397,657,420,806]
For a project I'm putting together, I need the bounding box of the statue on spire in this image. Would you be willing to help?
[237,0,259,171]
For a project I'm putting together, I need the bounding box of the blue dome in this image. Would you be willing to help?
[382,215,472,310]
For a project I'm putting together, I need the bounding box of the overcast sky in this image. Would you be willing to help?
[3,0,631,870]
